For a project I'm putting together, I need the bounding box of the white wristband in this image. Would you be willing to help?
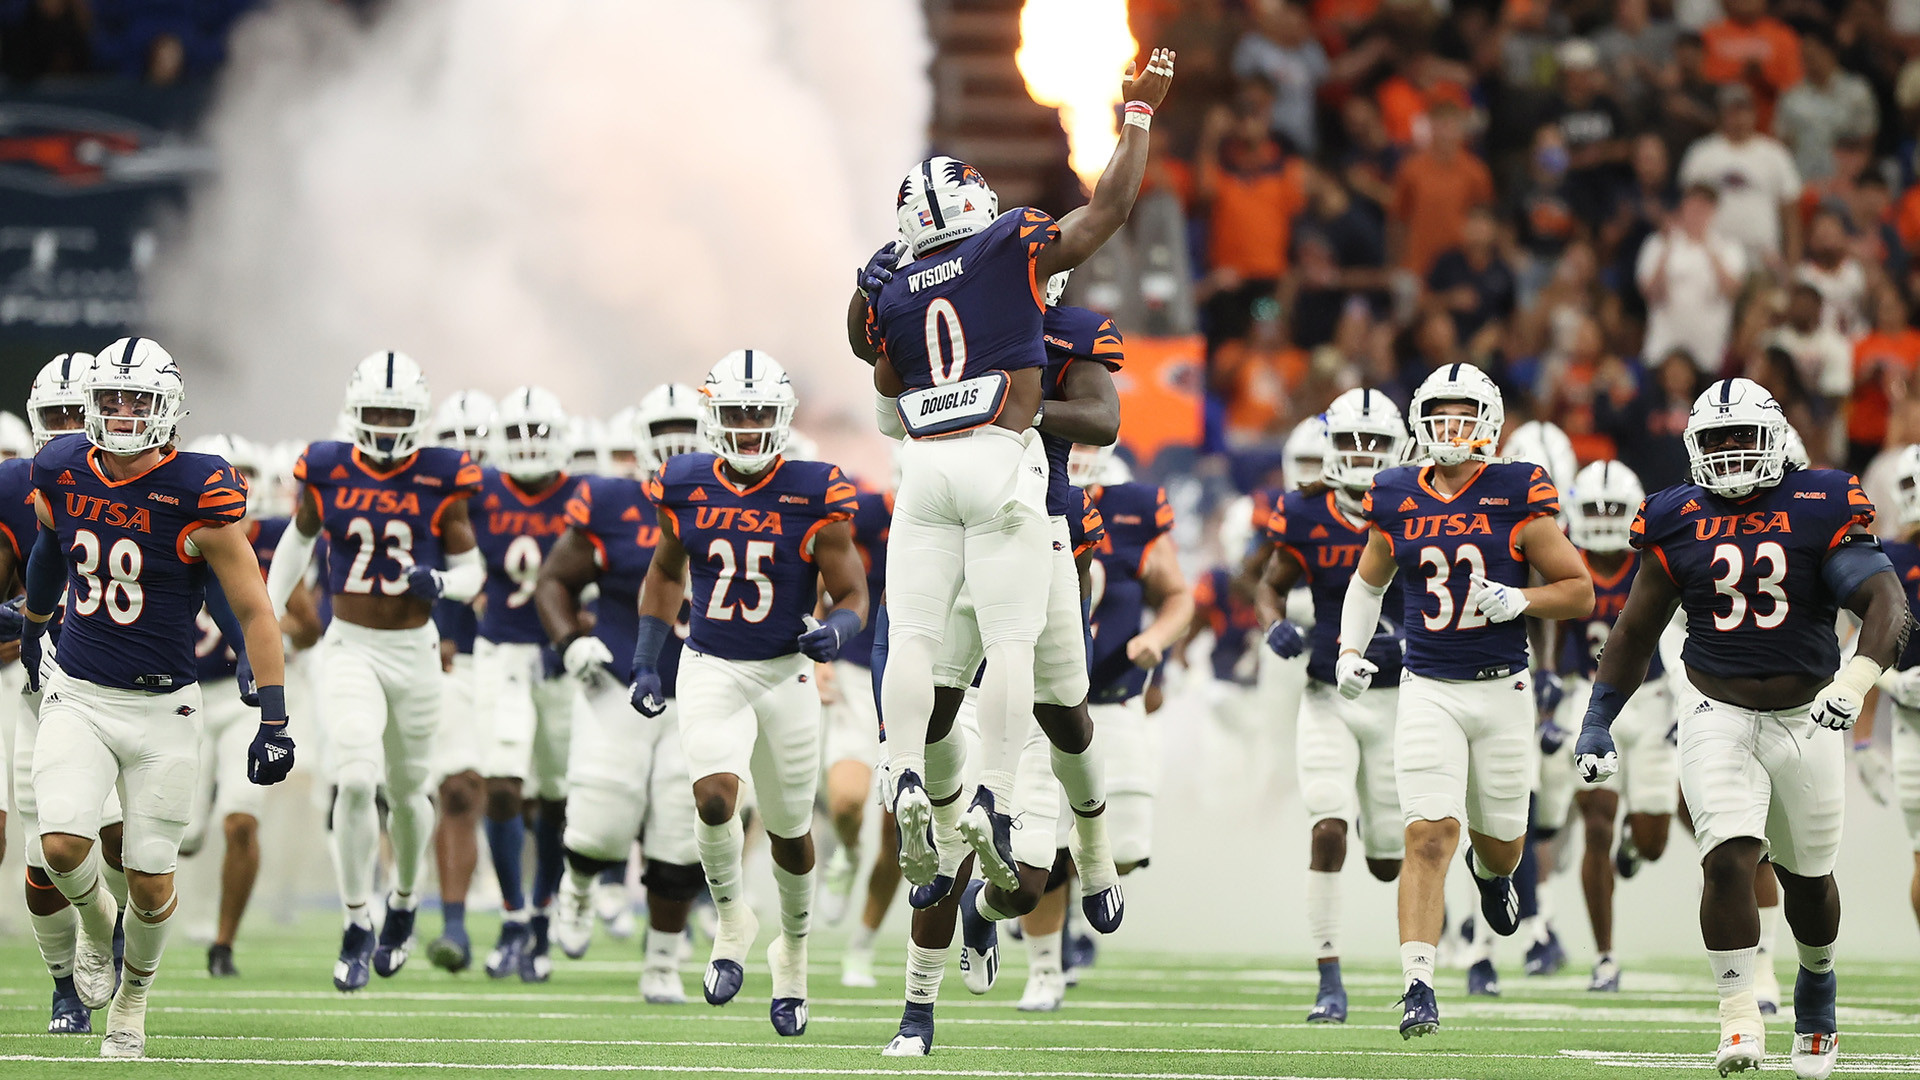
[1123,100,1153,132]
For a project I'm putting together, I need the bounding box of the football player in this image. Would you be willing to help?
[1341,363,1594,1038]
[22,337,294,1057]
[420,388,494,973]
[267,352,484,991]
[534,381,703,1005]
[8,352,132,1035]
[1548,460,1676,992]
[467,386,586,983]
[849,52,1174,900]
[1254,388,1409,1024]
[1880,445,1920,933]
[630,350,867,1036]
[1577,378,1908,1079]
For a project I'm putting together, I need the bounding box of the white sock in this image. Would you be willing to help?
[880,633,940,782]
[974,883,1017,923]
[1400,940,1437,991]
[905,942,948,1005]
[46,855,113,942]
[976,640,1036,806]
[331,771,381,911]
[770,862,813,943]
[1756,905,1778,958]
[1794,938,1835,976]
[1470,851,1498,880]
[387,791,434,897]
[102,863,129,909]
[1466,921,1495,965]
[388,889,419,913]
[1049,730,1106,814]
[122,893,178,992]
[925,724,968,802]
[1708,947,1757,998]
[695,816,745,914]
[643,926,678,972]
[29,903,78,978]
[849,923,879,952]
[499,906,529,926]
[1027,928,1062,975]
[1306,870,1341,961]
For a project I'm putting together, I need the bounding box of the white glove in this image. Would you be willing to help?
[562,635,615,684]
[1335,651,1377,700]
[1467,573,1529,623]
[1885,667,1920,710]
[1853,742,1893,806]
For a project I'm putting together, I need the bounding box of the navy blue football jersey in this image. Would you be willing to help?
[194,517,288,682]
[1270,489,1405,687]
[433,599,477,655]
[32,434,248,692]
[296,441,483,599]
[1558,550,1664,681]
[566,474,685,693]
[870,208,1060,392]
[1632,469,1872,682]
[472,468,580,645]
[1041,305,1124,517]
[842,483,892,670]
[1364,462,1561,680]
[1884,538,1920,671]
[648,454,859,662]
[0,456,36,586]
[1087,482,1172,703]
[1192,566,1263,685]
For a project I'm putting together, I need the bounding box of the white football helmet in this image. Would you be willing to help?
[702,349,796,475]
[1067,442,1131,487]
[1218,494,1257,563]
[186,434,262,517]
[343,350,431,462]
[1321,388,1407,495]
[566,417,608,476]
[1892,444,1920,525]
[1045,269,1071,308]
[1684,378,1789,498]
[1566,459,1644,554]
[785,428,820,462]
[85,336,187,455]
[1411,363,1504,467]
[633,382,705,475]
[492,386,570,481]
[1783,424,1810,470]
[430,389,496,462]
[897,156,1000,258]
[602,405,643,479]
[0,411,31,460]
[1283,414,1329,490]
[26,352,93,449]
[1501,419,1578,495]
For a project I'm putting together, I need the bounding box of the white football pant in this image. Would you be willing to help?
[1298,682,1404,860]
[1394,670,1534,842]
[566,681,697,865]
[675,650,820,841]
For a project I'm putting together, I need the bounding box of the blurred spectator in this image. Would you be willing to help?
[1195,79,1308,350]
[1594,346,1705,489]
[1747,343,1826,455]
[1550,39,1630,225]
[1232,0,1327,155]
[1655,32,1723,164]
[1212,323,1308,447]
[1602,134,1677,313]
[1390,308,1467,401]
[1336,96,1401,222]
[2,0,92,84]
[1376,50,1474,148]
[1678,84,1802,269]
[1637,184,1746,374]
[1767,282,1854,408]
[1426,206,1517,350]
[1593,0,1680,115]
[145,29,183,85]
[1795,208,1871,339]
[1774,28,1878,182]
[1509,125,1581,290]
[1849,285,1920,469]
[1281,167,1389,348]
[1500,0,1566,95]
[1538,314,1629,462]
[1699,0,1803,130]
[1154,0,1242,154]
[1390,102,1494,276]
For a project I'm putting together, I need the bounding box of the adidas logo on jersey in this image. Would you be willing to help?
[485,494,502,509]
[1398,496,1418,512]
[621,506,641,521]
[1680,499,1701,515]
[689,488,709,501]
[1309,525,1329,539]
[330,465,350,480]
[56,470,75,485]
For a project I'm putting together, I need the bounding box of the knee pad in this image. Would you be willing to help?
[641,859,704,903]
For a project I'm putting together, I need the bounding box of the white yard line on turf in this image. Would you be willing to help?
[0,1059,1480,1079]
[1559,1050,1920,1073]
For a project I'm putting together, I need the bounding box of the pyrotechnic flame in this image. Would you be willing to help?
[1016,0,1138,192]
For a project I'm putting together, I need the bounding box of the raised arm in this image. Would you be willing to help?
[1032,49,1177,283]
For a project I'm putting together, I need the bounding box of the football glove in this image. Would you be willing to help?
[1574,721,1619,784]
[563,635,615,683]
[1810,656,1880,732]
[0,596,24,640]
[247,685,295,785]
[1884,666,1920,710]
[236,650,260,707]
[1534,670,1564,719]
[856,242,903,299]
[629,668,666,717]
[405,565,443,601]
[798,609,863,664]
[20,616,49,694]
[1467,572,1529,623]
[1265,619,1305,659]
[1538,716,1569,755]
[1853,742,1893,807]
[1335,651,1376,700]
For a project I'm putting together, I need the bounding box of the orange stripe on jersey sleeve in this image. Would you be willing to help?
[1275,540,1313,582]
[292,451,309,483]
[1191,572,1217,609]
[585,530,609,571]
[1371,521,1396,554]
[0,520,18,563]
[455,461,483,492]
[799,511,853,564]
[177,520,209,564]
[565,495,592,529]
[199,487,246,510]
[430,495,461,537]
[1647,543,1676,584]
[645,476,666,504]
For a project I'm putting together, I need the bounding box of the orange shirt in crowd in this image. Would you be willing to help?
[1314,0,1381,30]
[1895,186,1920,255]
[1849,329,1920,446]
[1205,150,1308,281]
[1699,16,1802,129]
[1548,359,1620,464]
[1212,340,1307,444]
[1376,76,1472,147]
[1391,149,1494,275]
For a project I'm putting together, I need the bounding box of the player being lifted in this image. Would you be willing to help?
[849,50,1174,901]
[1340,364,1594,1038]
[534,382,704,1004]
[1254,388,1409,1024]
[1880,446,1920,934]
[629,351,868,1036]
[21,338,294,1057]
[267,352,485,991]
[1576,379,1908,1079]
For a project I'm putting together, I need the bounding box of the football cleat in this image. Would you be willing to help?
[958,789,1021,893]
[1792,1033,1838,1080]
[555,874,596,959]
[1018,966,1065,1012]
[1467,959,1500,997]
[485,919,529,980]
[1465,849,1520,937]
[593,878,637,941]
[48,978,91,1035]
[100,981,147,1059]
[1081,882,1124,936]
[1398,980,1440,1038]
[822,844,857,927]
[1614,835,1643,880]
[704,959,745,1006]
[1715,990,1767,1075]
[703,898,759,1006]
[770,996,809,1037]
[1589,956,1621,992]
[640,964,688,1005]
[373,901,416,978]
[882,1001,936,1056]
[72,893,119,1010]
[427,929,472,973]
[767,935,808,1036]
[841,942,877,988]
[1307,961,1347,1023]
[1524,927,1566,976]
[519,914,553,983]
[909,873,955,910]
[1064,929,1098,971]
[334,923,375,992]
[207,943,239,978]
[893,770,939,887]
[958,880,1000,995]
[1791,968,1838,1080]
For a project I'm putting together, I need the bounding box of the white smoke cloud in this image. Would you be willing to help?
[152,0,928,460]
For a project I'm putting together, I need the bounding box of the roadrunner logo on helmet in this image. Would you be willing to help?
[84,336,186,456]
[1684,378,1789,498]
[344,350,431,463]
[1321,388,1407,494]
[701,349,796,476]
[492,385,569,481]
[1567,459,1645,553]
[28,352,95,449]
[430,389,496,464]
[897,156,999,258]
[1411,363,1504,467]
[634,382,706,476]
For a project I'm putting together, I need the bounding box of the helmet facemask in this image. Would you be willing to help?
[1899,471,1920,526]
[644,419,704,476]
[87,385,178,456]
[498,418,567,481]
[1570,497,1635,553]
[1418,400,1498,467]
[31,401,86,449]
[1323,425,1405,494]
[704,400,792,475]
[353,404,425,463]
[1685,420,1784,498]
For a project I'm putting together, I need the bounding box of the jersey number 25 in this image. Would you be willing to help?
[706,538,774,623]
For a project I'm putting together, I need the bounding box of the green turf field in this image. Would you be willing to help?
[1,915,1916,1078]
